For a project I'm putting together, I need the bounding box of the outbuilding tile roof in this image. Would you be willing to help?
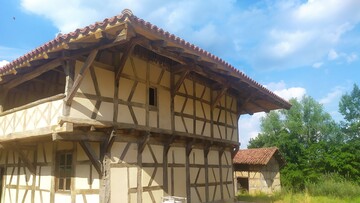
[233,147,285,166]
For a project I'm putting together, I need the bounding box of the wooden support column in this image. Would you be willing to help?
[219,147,225,200]
[204,144,211,203]
[163,135,175,195]
[185,139,195,203]
[137,133,151,203]
[99,130,117,203]
[65,49,99,105]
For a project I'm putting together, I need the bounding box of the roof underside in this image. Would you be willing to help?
[0,9,291,115]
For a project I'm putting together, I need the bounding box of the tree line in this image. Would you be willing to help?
[248,84,360,190]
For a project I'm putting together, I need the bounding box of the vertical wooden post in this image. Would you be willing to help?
[204,144,210,203]
[163,144,170,196]
[185,141,193,203]
[137,143,143,203]
[63,60,75,116]
[170,70,175,133]
[50,142,57,203]
[71,142,77,203]
[219,148,225,200]
[100,154,111,203]
[31,147,38,203]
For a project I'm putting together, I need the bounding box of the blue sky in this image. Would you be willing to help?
[1,0,360,148]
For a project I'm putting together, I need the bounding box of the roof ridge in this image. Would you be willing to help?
[0,9,290,109]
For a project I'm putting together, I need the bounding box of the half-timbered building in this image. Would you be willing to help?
[0,9,290,203]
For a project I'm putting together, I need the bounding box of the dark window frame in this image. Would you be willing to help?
[56,151,73,192]
[148,87,158,107]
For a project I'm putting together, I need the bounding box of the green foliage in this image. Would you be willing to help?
[339,84,360,139]
[306,174,360,199]
[248,90,360,191]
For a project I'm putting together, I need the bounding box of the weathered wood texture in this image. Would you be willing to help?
[0,141,100,203]
[235,156,281,195]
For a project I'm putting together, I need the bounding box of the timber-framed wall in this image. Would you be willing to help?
[0,9,291,203]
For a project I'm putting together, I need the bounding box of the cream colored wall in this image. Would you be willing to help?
[69,55,238,143]
[110,142,165,203]
[0,141,100,203]
[0,99,63,136]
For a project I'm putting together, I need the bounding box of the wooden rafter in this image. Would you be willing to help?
[3,58,62,90]
[252,100,270,113]
[65,49,99,105]
[79,140,102,175]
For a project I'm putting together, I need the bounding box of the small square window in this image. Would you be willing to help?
[56,152,73,191]
[149,87,157,106]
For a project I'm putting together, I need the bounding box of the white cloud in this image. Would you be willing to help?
[19,0,360,70]
[328,49,339,60]
[0,60,9,67]
[312,62,323,68]
[265,81,306,100]
[238,112,265,148]
[319,86,344,104]
[346,53,358,63]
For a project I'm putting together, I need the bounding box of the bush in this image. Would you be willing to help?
[306,174,360,198]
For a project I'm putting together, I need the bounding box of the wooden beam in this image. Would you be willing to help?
[78,56,114,71]
[115,38,142,81]
[212,85,229,109]
[65,49,99,105]
[138,132,151,154]
[1,143,36,174]
[63,59,75,116]
[103,130,117,154]
[52,132,107,142]
[232,145,239,159]
[3,58,62,90]
[79,140,102,175]
[172,68,190,97]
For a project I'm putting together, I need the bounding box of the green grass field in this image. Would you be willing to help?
[237,177,360,203]
[237,192,360,203]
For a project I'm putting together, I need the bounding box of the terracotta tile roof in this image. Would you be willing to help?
[0,9,291,110]
[233,147,285,167]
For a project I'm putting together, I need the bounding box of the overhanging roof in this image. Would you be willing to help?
[0,9,291,115]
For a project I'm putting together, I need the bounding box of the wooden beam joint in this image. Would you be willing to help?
[65,49,99,105]
[79,140,102,175]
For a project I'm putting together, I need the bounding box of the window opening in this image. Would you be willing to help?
[149,87,157,107]
[57,152,73,191]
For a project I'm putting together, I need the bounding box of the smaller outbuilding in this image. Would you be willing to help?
[233,147,285,194]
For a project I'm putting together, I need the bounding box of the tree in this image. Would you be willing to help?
[339,84,360,139]
[249,95,341,190]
